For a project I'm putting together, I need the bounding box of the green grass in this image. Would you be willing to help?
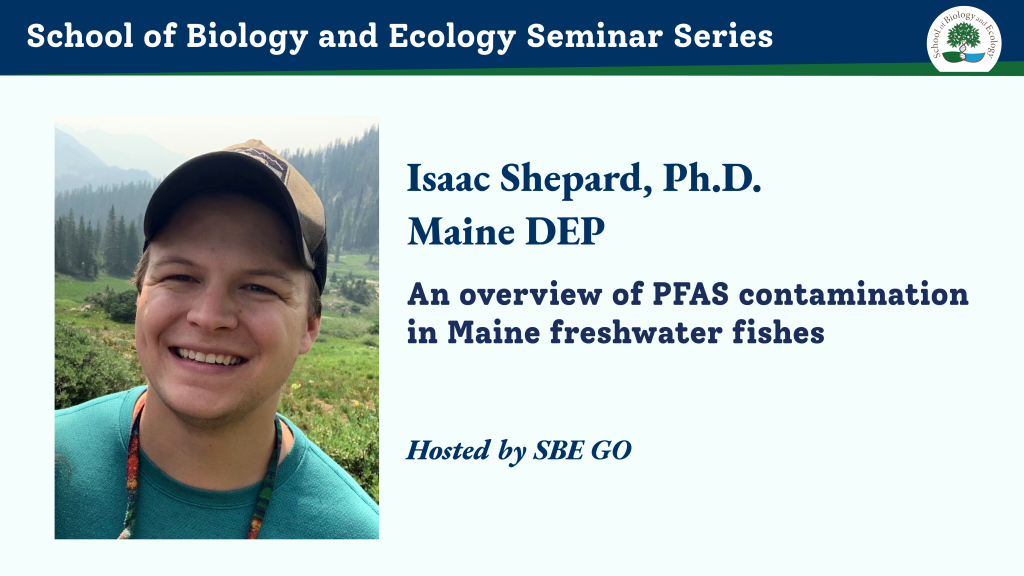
[55,271,134,302]
[280,333,379,501]
[327,253,379,282]
[54,257,380,502]
[55,301,138,348]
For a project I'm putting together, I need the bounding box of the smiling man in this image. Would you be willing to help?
[55,140,379,539]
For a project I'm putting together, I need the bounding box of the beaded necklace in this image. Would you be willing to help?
[117,405,283,539]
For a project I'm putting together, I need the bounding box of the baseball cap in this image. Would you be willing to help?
[143,139,328,293]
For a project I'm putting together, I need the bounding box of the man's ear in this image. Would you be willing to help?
[298,315,321,355]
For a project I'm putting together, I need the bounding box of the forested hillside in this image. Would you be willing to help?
[54,127,380,264]
[283,126,380,254]
[55,181,153,232]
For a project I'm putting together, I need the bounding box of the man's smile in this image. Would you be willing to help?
[172,347,249,366]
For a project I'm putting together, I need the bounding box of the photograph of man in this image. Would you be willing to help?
[55,139,380,539]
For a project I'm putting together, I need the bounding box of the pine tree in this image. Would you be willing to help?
[115,215,128,276]
[75,216,89,276]
[84,221,99,279]
[55,216,69,274]
[59,210,78,275]
[103,206,119,274]
[92,220,103,255]
[125,220,142,274]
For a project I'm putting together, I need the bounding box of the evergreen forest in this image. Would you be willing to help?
[54,126,380,278]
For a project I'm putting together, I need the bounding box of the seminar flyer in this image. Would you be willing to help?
[9,0,1023,573]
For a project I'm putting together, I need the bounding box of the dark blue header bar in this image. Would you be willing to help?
[4,0,1020,73]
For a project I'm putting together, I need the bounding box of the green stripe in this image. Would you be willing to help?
[107,61,1024,76]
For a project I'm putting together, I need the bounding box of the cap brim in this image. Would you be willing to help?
[144,151,314,270]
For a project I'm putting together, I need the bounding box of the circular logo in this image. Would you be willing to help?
[927,6,1001,72]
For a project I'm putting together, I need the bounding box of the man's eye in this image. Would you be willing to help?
[246,284,276,295]
[166,275,193,282]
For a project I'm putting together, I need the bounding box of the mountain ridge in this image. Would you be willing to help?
[55,128,154,193]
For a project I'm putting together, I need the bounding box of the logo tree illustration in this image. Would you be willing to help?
[947,22,980,58]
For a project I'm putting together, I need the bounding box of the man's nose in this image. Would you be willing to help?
[186,286,239,331]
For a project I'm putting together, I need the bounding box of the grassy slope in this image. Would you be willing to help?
[54,257,380,502]
[327,253,379,282]
[56,271,134,301]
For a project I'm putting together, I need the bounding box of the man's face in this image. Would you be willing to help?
[135,193,320,426]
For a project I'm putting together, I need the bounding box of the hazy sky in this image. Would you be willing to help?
[55,116,378,158]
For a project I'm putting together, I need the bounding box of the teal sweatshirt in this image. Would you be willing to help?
[56,387,378,539]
